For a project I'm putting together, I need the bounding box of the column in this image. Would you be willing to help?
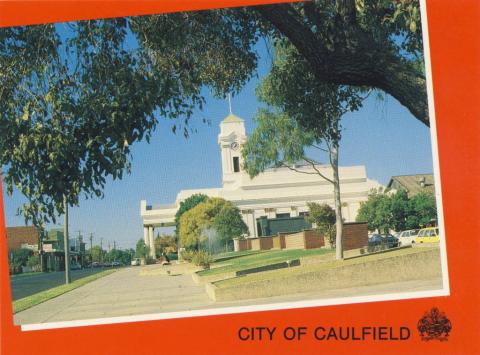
[143,226,149,246]
[148,226,155,258]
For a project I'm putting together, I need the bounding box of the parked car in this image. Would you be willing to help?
[382,234,400,248]
[70,263,82,270]
[131,258,141,266]
[367,233,399,252]
[415,227,440,244]
[398,229,419,246]
[111,261,123,267]
[91,262,101,268]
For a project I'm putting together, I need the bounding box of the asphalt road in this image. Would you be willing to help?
[10,267,121,301]
[13,262,443,326]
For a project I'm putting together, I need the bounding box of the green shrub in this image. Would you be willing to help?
[181,250,195,262]
[191,250,213,269]
[166,253,178,261]
[26,255,40,271]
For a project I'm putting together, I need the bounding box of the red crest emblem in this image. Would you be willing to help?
[417,307,452,341]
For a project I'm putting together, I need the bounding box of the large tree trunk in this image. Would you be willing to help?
[332,139,344,260]
[256,4,429,127]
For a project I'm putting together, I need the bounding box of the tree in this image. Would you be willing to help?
[212,203,248,249]
[178,197,246,252]
[154,234,177,257]
[305,203,336,247]
[1,3,426,226]
[90,245,105,263]
[406,191,437,229]
[135,239,150,260]
[254,1,427,125]
[174,194,208,238]
[242,41,365,260]
[356,188,437,232]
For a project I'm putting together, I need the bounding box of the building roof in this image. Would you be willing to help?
[221,113,244,124]
[386,174,435,196]
[6,226,39,251]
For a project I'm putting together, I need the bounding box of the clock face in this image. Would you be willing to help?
[230,142,239,151]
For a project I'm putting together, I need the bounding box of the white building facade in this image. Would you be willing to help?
[140,113,382,254]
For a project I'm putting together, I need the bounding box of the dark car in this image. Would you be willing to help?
[367,234,399,252]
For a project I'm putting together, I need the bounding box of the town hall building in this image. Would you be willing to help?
[140,113,382,255]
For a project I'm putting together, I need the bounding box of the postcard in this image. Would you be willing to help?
[0,1,478,354]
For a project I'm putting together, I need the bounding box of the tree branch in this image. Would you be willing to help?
[255,4,429,126]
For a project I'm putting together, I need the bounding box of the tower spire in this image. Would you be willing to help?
[228,93,232,115]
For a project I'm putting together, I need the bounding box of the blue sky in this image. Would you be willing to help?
[1,38,434,250]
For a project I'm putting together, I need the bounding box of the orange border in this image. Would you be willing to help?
[1,1,480,354]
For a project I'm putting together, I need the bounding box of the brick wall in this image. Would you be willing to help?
[303,230,325,249]
[284,231,305,250]
[259,237,273,250]
[250,238,261,250]
[234,239,250,252]
[6,226,39,251]
[343,222,368,251]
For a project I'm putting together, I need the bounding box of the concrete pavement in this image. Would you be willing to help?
[14,262,443,325]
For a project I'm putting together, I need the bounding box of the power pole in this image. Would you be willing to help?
[63,195,71,284]
[89,233,93,268]
[113,240,116,250]
[100,238,103,264]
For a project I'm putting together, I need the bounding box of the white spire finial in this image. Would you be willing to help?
[228,93,232,115]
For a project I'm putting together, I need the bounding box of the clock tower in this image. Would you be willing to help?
[218,113,247,188]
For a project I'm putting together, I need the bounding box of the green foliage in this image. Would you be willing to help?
[0,12,259,226]
[178,197,246,251]
[356,188,437,232]
[26,255,40,269]
[154,234,177,257]
[406,191,437,229]
[191,250,214,269]
[10,248,33,268]
[242,109,314,177]
[180,249,195,262]
[174,194,208,236]
[90,245,105,263]
[212,204,248,244]
[135,239,150,259]
[0,3,427,227]
[306,203,336,246]
[104,248,132,265]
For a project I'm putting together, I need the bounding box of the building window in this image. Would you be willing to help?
[299,211,309,217]
[276,213,290,219]
[233,157,240,172]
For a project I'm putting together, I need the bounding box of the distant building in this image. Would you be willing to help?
[6,226,39,252]
[386,174,435,197]
[42,228,86,271]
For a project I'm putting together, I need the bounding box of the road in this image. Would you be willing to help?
[14,262,443,326]
[10,267,119,301]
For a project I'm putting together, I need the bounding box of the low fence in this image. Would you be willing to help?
[233,222,367,252]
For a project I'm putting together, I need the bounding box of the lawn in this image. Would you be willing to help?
[198,248,334,277]
[214,246,435,288]
[13,269,117,314]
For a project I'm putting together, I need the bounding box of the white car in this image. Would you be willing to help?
[130,258,141,266]
[398,229,419,246]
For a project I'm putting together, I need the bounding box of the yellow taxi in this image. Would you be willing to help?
[415,227,440,244]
